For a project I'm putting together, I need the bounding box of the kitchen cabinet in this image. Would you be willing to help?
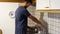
[36,0,49,10]
[50,0,60,9]
[36,0,60,13]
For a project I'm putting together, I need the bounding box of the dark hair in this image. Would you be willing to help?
[25,0,32,4]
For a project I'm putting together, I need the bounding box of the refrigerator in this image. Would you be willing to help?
[0,2,19,34]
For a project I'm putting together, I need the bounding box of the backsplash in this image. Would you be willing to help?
[43,12,60,34]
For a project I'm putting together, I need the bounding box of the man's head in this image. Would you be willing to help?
[20,0,32,8]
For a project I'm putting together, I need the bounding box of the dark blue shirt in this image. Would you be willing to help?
[15,6,30,34]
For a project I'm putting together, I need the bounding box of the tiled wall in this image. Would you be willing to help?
[28,5,60,34]
[27,5,40,27]
[43,12,60,34]
[48,13,60,34]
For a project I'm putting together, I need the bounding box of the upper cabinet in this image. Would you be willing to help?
[36,0,49,10]
[50,0,60,9]
[36,0,60,10]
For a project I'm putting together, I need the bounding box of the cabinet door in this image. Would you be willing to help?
[0,2,19,34]
[36,0,49,10]
[50,0,60,9]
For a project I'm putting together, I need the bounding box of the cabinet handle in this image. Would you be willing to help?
[45,7,49,8]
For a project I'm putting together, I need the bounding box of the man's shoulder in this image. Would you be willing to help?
[18,7,26,11]
[16,7,26,12]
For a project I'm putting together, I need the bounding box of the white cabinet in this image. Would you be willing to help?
[36,0,60,10]
[50,0,60,9]
[0,2,19,34]
[36,0,49,10]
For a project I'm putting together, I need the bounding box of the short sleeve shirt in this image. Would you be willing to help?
[15,6,30,34]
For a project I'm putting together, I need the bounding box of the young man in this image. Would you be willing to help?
[15,0,46,34]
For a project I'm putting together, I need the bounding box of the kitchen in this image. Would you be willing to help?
[0,0,60,34]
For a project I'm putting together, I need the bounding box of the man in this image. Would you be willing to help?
[15,0,46,34]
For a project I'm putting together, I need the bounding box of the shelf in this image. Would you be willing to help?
[37,9,60,13]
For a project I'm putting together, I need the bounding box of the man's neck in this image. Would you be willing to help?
[19,3,27,8]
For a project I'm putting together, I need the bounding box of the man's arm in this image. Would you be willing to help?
[28,15,46,29]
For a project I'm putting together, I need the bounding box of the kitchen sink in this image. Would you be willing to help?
[27,25,48,34]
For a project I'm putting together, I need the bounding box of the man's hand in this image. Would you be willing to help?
[28,15,46,29]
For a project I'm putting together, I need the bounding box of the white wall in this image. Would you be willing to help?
[0,2,19,34]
